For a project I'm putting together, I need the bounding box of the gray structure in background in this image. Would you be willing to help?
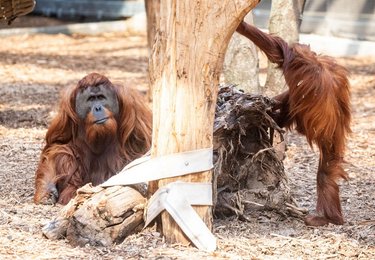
[27,0,375,56]
[32,0,374,41]
[33,0,144,20]
[253,0,375,41]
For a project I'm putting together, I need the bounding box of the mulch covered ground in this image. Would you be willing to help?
[0,18,374,259]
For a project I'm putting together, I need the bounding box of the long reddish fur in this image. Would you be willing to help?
[237,21,351,226]
[34,73,152,204]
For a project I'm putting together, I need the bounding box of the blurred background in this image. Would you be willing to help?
[1,0,374,40]
[0,1,374,259]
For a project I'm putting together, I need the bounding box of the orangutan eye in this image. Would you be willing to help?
[87,95,106,101]
[97,95,106,100]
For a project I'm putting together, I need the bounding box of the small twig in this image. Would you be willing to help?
[251,147,273,162]
[285,202,308,214]
[357,220,375,225]
[270,233,311,243]
[322,254,339,259]
[242,200,265,208]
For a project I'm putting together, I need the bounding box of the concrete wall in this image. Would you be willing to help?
[253,0,375,41]
[32,0,375,42]
[33,0,144,20]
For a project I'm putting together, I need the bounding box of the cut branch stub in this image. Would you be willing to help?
[148,0,260,245]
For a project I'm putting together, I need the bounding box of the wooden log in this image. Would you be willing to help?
[42,184,146,246]
[148,0,260,245]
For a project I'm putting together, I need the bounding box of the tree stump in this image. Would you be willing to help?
[213,85,305,220]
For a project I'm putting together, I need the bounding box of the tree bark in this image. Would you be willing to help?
[297,0,307,29]
[145,0,160,102]
[264,0,304,96]
[223,12,260,94]
[148,0,259,245]
[42,184,146,246]
[145,0,160,53]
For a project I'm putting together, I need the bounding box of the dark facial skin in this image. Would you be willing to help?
[75,85,119,123]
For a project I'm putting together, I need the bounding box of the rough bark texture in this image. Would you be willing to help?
[213,85,303,219]
[264,0,302,96]
[42,184,146,247]
[148,0,259,245]
[223,12,260,94]
[145,0,160,53]
[145,0,160,101]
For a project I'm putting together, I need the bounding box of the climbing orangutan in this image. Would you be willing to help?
[237,21,351,226]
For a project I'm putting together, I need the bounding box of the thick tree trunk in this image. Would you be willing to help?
[148,0,259,245]
[223,12,260,94]
[264,0,304,96]
[297,0,307,28]
[145,0,160,53]
[145,0,160,101]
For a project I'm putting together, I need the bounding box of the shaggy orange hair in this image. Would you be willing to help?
[237,21,351,226]
[34,73,152,204]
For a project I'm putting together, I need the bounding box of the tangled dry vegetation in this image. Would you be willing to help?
[0,19,374,259]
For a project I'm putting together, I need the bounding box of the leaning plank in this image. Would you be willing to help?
[42,184,146,246]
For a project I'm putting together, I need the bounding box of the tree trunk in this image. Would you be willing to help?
[145,0,160,102]
[145,0,160,53]
[148,0,259,245]
[223,12,260,94]
[264,0,303,96]
[297,0,307,28]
